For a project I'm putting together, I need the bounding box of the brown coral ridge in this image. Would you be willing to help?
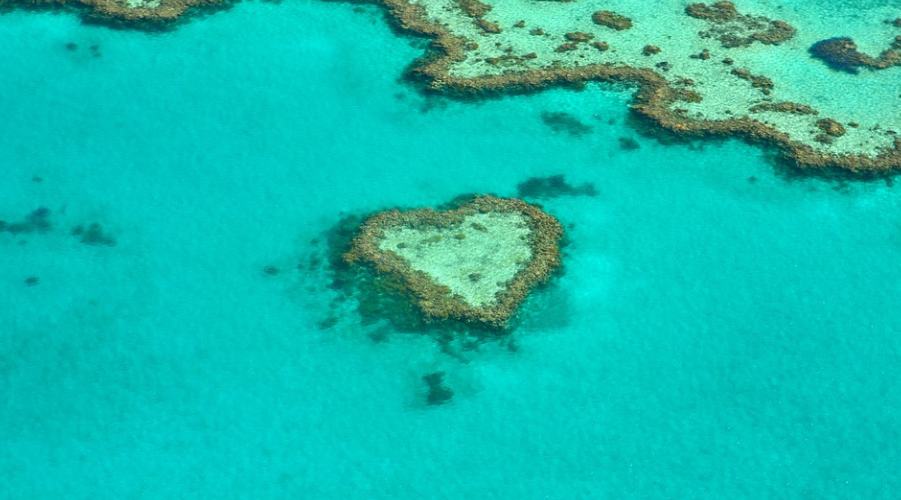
[730,67,773,95]
[749,101,818,116]
[686,1,795,48]
[591,10,632,31]
[0,0,230,27]
[345,196,563,328]
[809,37,901,74]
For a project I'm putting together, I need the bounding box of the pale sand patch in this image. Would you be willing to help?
[378,212,533,307]
[125,0,161,9]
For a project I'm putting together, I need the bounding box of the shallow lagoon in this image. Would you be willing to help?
[1,0,900,497]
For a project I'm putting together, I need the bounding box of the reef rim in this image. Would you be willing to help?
[344,195,563,328]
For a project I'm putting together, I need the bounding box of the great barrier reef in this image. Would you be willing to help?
[2,0,900,497]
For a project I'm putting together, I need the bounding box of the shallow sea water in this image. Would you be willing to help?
[1,0,900,498]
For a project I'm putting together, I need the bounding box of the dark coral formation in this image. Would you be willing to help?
[687,1,795,48]
[686,1,737,22]
[816,119,846,137]
[540,111,593,136]
[455,0,490,18]
[485,52,536,67]
[591,10,632,31]
[809,37,901,74]
[565,31,594,43]
[554,42,580,53]
[749,101,818,115]
[674,88,702,103]
[618,137,641,150]
[814,118,847,144]
[71,223,117,246]
[516,175,597,199]
[642,45,661,56]
[691,48,712,60]
[345,196,563,328]
[422,371,454,405]
[475,18,501,34]
[730,67,774,95]
[454,0,501,34]
[0,207,52,235]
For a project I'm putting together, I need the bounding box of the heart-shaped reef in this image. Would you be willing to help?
[345,196,563,328]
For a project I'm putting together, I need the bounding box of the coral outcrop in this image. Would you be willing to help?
[345,196,563,328]
[809,36,901,73]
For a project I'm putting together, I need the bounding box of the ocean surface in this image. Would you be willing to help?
[1,0,900,498]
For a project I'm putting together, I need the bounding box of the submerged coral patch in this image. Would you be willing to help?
[0,207,52,236]
[516,175,597,199]
[345,196,563,328]
[540,111,593,136]
[422,371,454,405]
[71,223,117,247]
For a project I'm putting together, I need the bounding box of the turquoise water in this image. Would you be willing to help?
[2,1,900,498]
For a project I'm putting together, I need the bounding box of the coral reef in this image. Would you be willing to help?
[816,118,847,137]
[749,101,818,115]
[809,37,901,73]
[345,196,563,328]
[686,1,795,48]
[814,118,847,144]
[565,31,594,43]
[592,10,632,31]
[730,67,774,95]
[686,1,737,22]
[455,0,490,18]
